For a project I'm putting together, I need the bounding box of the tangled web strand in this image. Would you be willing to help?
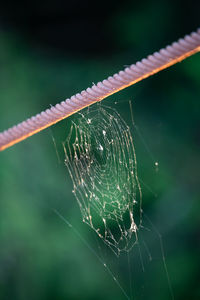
[64,105,142,255]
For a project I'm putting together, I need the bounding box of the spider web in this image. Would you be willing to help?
[63,104,142,256]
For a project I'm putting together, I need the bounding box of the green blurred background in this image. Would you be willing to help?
[0,1,200,299]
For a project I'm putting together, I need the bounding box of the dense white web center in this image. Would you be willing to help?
[64,105,142,255]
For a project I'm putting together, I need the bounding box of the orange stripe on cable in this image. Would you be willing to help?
[0,29,200,151]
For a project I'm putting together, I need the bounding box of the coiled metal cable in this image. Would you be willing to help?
[0,29,200,151]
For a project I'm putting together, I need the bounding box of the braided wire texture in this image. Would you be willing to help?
[0,29,200,151]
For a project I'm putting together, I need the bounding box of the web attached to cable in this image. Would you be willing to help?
[64,104,142,256]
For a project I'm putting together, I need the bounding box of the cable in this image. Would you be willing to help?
[0,29,200,151]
